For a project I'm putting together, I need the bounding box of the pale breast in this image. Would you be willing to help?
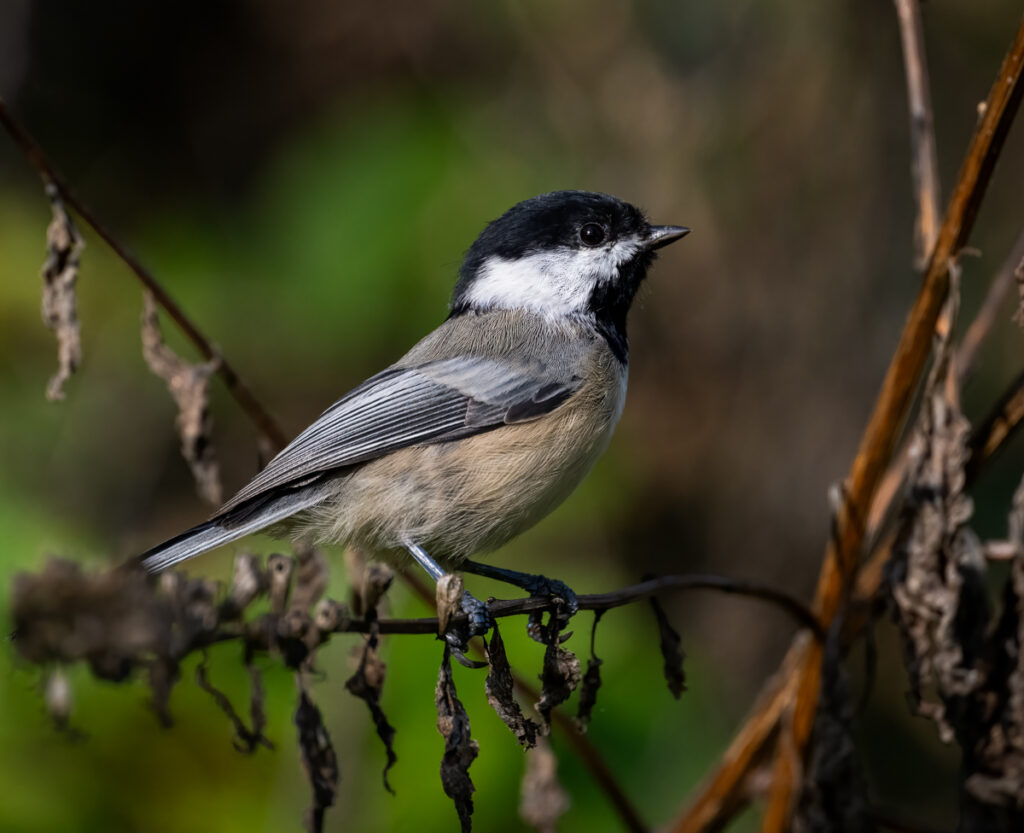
[306,318,628,566]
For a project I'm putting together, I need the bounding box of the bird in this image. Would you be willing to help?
[139,190,688,652]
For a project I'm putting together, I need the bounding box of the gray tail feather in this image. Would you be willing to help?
[138,486,327,573]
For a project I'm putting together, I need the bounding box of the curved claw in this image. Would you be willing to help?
[439,590,493,665]
[523,576,579,644]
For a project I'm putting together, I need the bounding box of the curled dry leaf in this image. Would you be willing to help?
[792,631,870,833]
[40,188,84,401]
[436,646,478,833]
[195,655,273,754]
[649,595,686,699]
[224,553,266,618]
[362,563,394,614]
[246,659,270,752]
[313,598,351,633]
[290,543,329,613]
[12,559,172,680]
[576,612,605,729]
[44,667,73,729]
[436,573,465,636]
[295,679,340,833]
[889,390,987,740]
[267,553,295,615]
[485,622,539,748]
[536,620,581,727]
[519,736,570,833]
[965,556,1024,809]
[141,290,223,506]
[963,475,1024,809]
[345,633,398,793]
[346,548,394,617]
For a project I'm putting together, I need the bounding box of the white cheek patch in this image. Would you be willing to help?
[466,237,642,317]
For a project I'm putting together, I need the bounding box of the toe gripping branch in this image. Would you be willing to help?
[460,561,579,645]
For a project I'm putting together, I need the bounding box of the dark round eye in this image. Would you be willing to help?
[579,223,607,246]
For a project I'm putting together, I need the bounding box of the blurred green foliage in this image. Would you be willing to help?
[0,91,746,833]
[2,1,1024,831]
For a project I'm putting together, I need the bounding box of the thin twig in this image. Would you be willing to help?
[956,228,1024,385]
[895,0,942,268]
[967,366,1024,480]
[868,230,1024,547]
[0,99,288,453]
[268,573,818,637]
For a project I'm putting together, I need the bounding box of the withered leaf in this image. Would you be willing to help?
[12,559,172,671]
[290,543,329,612]
[44,667,73,730]
[436,646,478,833]
[536,622,581,726]
[964,489,1024,808]
[295,679,339,833]
[195,655,273,754]
[147,656,180,728]
[649,596,686,699]
[485,622,539,748]
[141,290,223,506]
[576,612,605,729]
[519,736,569,833]
[345,633,397,793]
[224,552,265,617]
[246,658,270,752]
[436,573,465,636]
[40,188,84,401]
[362,563,394,613]
[793,629,870,833]
[889,391,986,739]
[267,553,295,615]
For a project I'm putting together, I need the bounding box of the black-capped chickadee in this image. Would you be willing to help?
[140,190,688,648]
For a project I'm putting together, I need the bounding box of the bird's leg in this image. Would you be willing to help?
[460,560,578,643]
[403,542,492,661]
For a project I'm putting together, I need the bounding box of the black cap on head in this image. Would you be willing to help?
[451,190,687,361]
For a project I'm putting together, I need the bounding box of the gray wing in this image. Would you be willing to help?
[218,356,581,514]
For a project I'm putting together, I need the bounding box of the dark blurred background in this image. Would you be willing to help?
[2,2,1023,831]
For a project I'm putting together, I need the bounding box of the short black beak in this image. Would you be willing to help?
[644,225,691,250]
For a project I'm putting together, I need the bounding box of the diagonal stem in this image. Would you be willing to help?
[760,15,1024,832]
[895,0,942,269]
[666,15,1024,833]
[0,99,288,454]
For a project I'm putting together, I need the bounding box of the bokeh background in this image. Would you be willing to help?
[2,2,1024,831]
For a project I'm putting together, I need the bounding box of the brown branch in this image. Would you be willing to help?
[895,0,942,268]
[395,566,817,832]
[0,98,288,453]
[759,17,1024,832]
[967,365,1024,481]
[667,636,809,833]
[665,16,1024,833]
[869,230,1024,546]
[276,573,818,637]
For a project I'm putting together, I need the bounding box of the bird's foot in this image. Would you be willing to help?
[443,590,493,668]
[523,575,578,645]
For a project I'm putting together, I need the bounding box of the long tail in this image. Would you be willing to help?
[138,485,327,573]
